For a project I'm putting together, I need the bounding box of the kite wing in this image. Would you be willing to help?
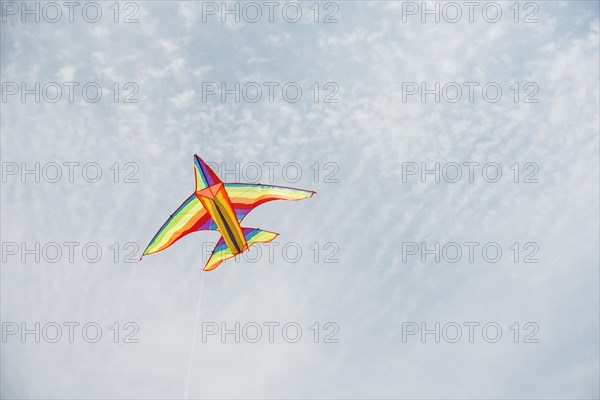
[224,183,315,222]
[142,194,216,257]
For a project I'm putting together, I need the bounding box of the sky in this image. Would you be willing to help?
[1,0,599,399]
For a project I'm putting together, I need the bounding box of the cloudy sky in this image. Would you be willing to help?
[1,0,599,398]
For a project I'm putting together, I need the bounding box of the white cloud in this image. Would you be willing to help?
[170,89,195,109]
[158,38,180,54]
[57,65,75,82]
[1,1,598,399]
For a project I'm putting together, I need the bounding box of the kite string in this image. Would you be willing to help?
[184,271,206,400]
[184,184,261,398]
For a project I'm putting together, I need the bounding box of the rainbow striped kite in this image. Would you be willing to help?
[141,154,315,271]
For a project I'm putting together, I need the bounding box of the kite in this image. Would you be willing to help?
[141,154,315,271]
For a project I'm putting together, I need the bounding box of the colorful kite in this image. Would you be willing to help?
[141,154,315,271]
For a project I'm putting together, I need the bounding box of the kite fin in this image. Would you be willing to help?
[203,228,279,271]
[194,154,222,192]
